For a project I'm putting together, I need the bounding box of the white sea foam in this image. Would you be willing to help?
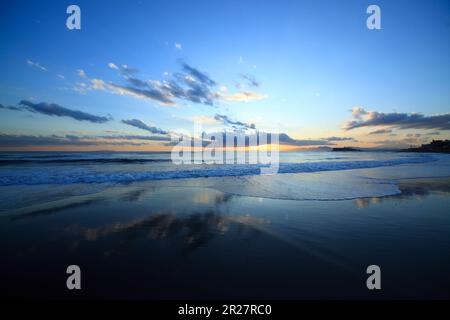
[0,154,438,186]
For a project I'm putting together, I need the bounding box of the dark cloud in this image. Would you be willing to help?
[323,136,355,141]
[99,134,171,141]
[214,114,256,130]
[196,132,333,147]
[181,62,216,86]
[105,62,219,106]
[125,76,148,88]
[103,61,267,107]
[0,133,170,147]
[109,83,175,105]
[241,74,260,87]
[279,133,332,146]
[170,63,218,105]
[121,119,168,135]
[346,107,450,131]
[368,129,392,135]
[19,100,111,123]
[0,104,22,111]
[406,133,422,138]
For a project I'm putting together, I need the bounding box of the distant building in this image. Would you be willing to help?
[402,140,450,153]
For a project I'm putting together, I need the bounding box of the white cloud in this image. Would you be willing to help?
[224,91,268,102]
[89,79,175,106]
[73,82,89,94]
[175,43,182,50]
[77,69,87,78]
[26,59,48,72]
[91,79,106,90]
[108,62,119,70]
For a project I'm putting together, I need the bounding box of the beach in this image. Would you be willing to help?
[1,151,450,299]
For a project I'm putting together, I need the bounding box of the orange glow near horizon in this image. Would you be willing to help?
[0,143,332,152]
[0,135,392,152]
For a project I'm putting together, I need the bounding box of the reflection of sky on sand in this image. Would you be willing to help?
[354,178,450,208]
[67,211,271,253]
[2,177,450,298]
[10,185,271,254]
[5,177,450,262]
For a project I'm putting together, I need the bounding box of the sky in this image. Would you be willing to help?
[0,0,449,151]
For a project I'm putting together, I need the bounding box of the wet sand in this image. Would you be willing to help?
[1,176,450,299]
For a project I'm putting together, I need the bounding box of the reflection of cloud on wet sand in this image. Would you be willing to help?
[354,178,450,208]
[11,198,103,220]
[119,188,152,202]
[67,211,271,252]
[192,192,233,205]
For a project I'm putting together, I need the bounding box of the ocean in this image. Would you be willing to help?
[1,151,450,298]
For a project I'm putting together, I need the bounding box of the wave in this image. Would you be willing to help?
[0,155,436,186]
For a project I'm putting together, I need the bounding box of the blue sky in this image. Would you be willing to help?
[0,0,449,150]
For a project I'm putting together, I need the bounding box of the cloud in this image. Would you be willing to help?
[90,79,175,105]
[346,107,450,131]
[279,133,332,146]
[0,133,170,147]
[112,82,176,105]
[57,74,65,80]
[175,43,182,50]
[121,119,168,135]
[77,69,87,78]
[0,103,22,111]
[351,106,368,120]
[122,65,139,76]
[214,114,255,130]
[323,136,355,141]
[108,62,119,70]
[241,74,260,87]
[94,61,267,107]
[26,59,47,71]
[406,133,422,138]
[94,62,219,106]
[368,129,393,135]
[426,131,440,136]
[180,62,216,86]
[100,134,171,142]
[191,115,218,124]
[197,131,333,148]
[162,76,217,105]
[73,82,90,94]
[108,62,138,75]
[224,91,268,102]
[19,100,111,123]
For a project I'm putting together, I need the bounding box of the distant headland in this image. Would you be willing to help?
[331,147,362,152]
